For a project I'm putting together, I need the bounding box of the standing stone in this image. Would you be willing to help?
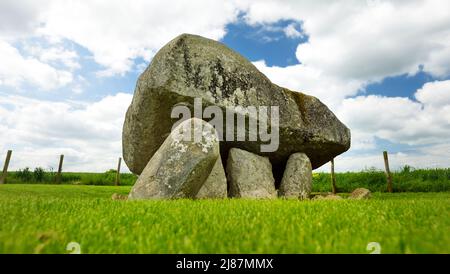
[349,188,371,199]
[279,153,312,199]
[196,157,227,199]
[227,148,276,199]
[128,118,219,200]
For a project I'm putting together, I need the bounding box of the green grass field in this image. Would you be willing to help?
[0,184,449,254]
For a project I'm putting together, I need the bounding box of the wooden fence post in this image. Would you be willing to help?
[115,157,122,186]
[331,158,337,194]
[56,154,64,184]
[0,150,12,184]
[383,151,393,193]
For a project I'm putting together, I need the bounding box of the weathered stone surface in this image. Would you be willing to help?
[128,118,219,200]
[349,188,371,199]
[196,157,227,199]
[279,153,312,199]
[123,33,351,176]
[227,148,276,199]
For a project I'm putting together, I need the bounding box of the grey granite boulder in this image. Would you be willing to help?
[279,153,312,199]
[349,188,371,199]
[128,118,219,200]
[226,148,276,199]
[122,34,351,176]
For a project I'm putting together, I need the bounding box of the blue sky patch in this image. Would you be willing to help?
[222,18,307,67]
[364,70,438,100]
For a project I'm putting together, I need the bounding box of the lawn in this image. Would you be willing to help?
[0,184,449,254]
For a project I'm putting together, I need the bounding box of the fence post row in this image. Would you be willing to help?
[0,150,13,184]
[1,150,396,192]
[0,151,125,186]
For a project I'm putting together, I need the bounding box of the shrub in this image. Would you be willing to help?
[16,168,33,182]
[33,167,45,182]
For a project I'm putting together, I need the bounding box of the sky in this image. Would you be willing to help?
[0,0,449,172]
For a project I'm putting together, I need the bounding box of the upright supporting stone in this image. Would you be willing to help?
[128,118,220,200]
[227,148,276,199]
[279,153,312,199]
[196,157,227,199]
[0,150,12,184]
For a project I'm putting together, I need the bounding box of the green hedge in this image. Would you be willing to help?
[312,167,450,192]
[4,166,450,192]
[5,168,137,186]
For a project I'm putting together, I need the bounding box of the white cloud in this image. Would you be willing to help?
[36,0,240,76]
[24,44,80,70]
[71,75,88,94]
[0,0,50,40]
[330,79,450,171]
[283,23,303,39]
[2,0,449,81]
[415,80,450,107]
[338,92,450,146]
[0,41,73,90]
[0,93,132,172]
[239,0,450,81]
[347,130,377,151]
[246,0,450,118]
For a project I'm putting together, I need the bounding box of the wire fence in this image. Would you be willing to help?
[0,149,398,192]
